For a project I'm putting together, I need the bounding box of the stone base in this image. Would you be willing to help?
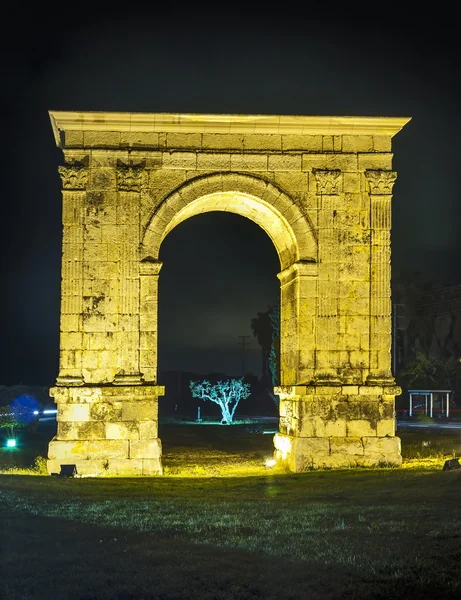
[47,384,164,477]
[274,433,402,471]
[47,437,163,476]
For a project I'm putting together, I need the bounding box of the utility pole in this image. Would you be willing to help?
[238,335,250,376]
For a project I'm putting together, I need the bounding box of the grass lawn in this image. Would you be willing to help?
[1,419,461,599]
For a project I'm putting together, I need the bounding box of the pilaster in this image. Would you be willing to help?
[365,170,397,384]
[313,169,342,383]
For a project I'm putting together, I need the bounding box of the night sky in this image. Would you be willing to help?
[1,10,460,386]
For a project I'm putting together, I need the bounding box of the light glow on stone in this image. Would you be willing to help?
[274,433,292,460]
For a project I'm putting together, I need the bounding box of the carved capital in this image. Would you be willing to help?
[58,162,88,190]
[313,169,342,195]
[139,258,163,276]
[366,170,397,195]
[116,163,147,192]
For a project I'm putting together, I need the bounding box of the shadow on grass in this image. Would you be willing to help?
[2,509,458,600]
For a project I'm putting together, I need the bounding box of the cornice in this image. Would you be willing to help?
[49,111,411,147]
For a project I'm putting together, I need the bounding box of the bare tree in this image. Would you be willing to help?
[189,378,251,424]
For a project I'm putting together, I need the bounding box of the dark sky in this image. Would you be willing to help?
[1,9,460,385]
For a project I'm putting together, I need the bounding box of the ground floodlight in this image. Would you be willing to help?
[265,458,277,468]
[443,458,460,471]
[60,464,77,477]
[6,439,17,448]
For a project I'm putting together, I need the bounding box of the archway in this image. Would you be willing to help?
[46,111,410,475]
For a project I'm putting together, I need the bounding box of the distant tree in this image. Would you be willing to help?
[189,378,251,424]
[0,403,31,439]
[251,309,273,380]
[398,351,459,392]
[251,305,280,406]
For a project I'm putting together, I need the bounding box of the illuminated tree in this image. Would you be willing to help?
[189,378,251,424]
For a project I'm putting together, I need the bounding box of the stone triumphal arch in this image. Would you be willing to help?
[46,111,411,476]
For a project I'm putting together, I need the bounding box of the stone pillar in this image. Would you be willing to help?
[365,170,397,384]
[313,169,342,383]
[56,160,87,386]
[112,163,145,385]
[139,259,162,383]
[47,159,165,476]
[274,169,401,472]
[278,261,317,386]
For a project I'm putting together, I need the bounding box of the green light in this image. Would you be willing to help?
[6,439,16,448]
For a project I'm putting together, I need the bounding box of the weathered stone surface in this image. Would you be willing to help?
[105,421,140,440]
[122,402,157,421]
[58,403,90,422]
[49,112,409,475]
[58,421,105,440]
[48,439,88,460]
[87,439,129,459]
[130,439,162,459]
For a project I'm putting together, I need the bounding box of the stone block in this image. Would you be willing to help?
[342,135,373,153]
[48,439,89,460]
[75,460,112,476]
[58,403,90,422]
[274,171,309,192]
[84,131,120,148]
[363,436,401,455]
[58,421,105,440]
[139,421,158,439]
[322,136,334,152]
[346,419,376,437]
[142,459,163,475]
[90,402,122,421]
[105,421,140,440]
[282,135,322,152]
[324,419,347,437]
[325,154,358,171]
[202,133,244,150]
[330,436,364,455]
[130,439,162,459]
[140,332,157,350]
[60,332,83,351]
[108,459,144,475]
[64,131,84,147]
[120,132,160,147]
[166,133,202,149]
[377,418,395,436]
[81,350,100,370]
[358,153,393,171]
[268,155,302,171]
[122,401,157,421]
[243,134,282,151]
[89,168,116,191]
[162,152,197,169]
[87,439,129,459]
[230,154,268,171]
[196,153,231,170]
[301,154,328,171]
[373,136,392,152]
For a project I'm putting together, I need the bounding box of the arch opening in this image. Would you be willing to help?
[156,210,281,474]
